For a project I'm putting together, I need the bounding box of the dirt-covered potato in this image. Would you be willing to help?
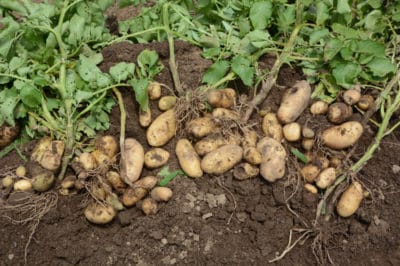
[302,138,314,151]
[31,137,65,172]
[242,129,258,148]
[212,108,240,120]
[310,100,329,115]
[302,126,315,138]
[201,144,243,175]
[13,179,32,191]
[141,198,158,215]
[95,135,118,160]
[322,121,363,150]
[343,88,361,106]
[158,96,177,111]
[313,156,329,169]
[176,139,203,178]
[262,113,283,142]
[106,171,126,192]
[327,102,353,124]
[301,164,320,183]
[144,148,170,169]
[139,109,152,128]
[304,183,318,194]
[187,116,217,138]
[315,167,336,189]
[277,80,311,124]
[233,163,260,180]
[84,202,116,224]
[122,187,147,207]
[243,147,262,165]
[2,175,14,188]
[15,166,26,177]
[207,88,236,108]
[0,124,19,148]
[150,187,173,202]
[91,150,111,166]
[79,152,97,170]
[147,109,176,147]
[336,181,364,218]
[61,175,76,189]
[148,82,162,100]
[257,137,286,182]
[194,134,225,156]
[32,172,55,192]
[133,176,158,190]
[283,122,301,142]
[120,138,144,185]
[357,95,374,110]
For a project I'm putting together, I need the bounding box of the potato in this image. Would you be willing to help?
[59,188,70,196]
[176,139,203,178]
[0,124,19,148]
[122,187,147,207]
[327,102,353,124]
[322,121,363,149]
[343,89,361,105]
[106,171,126,192]
[106,193,124,211]
[201,144,243,175]
[147,109,176,147]
[242,129,258,148]
[13,179,32,191]
[2,175,14,188]
[336,181,364,218]
[133,176,158,190]
[31,137,65,172]
[144,148,170,169]
[207,88,236,108]
[139,109,152,128]
[141,198,158,215]
[262,113,283,142]
[243,147,262,165]
[313,156,329,169]
[194,134,225,156]
[15,166,26,177]
[301,164,320,183]
[74,179,85,191]
[277,80,311,124]
[91,186,106,200]
[91,150,111,166]
[212,108,240,120]
[233,163,260,180]
[310,101,329,115]
[304,183,318,194]
[95,135,118,160]
[302,126,315,138]
[158,96,177,111]
[187,116,217,138]
[120,138,144,185]
[329,156,342,168]
[61,175,76,189]
[315,167,336,189]
[148,82,162,100]
[32,172,55,192]
[302,138,314,151]
[283,122,301,142]
[150,187,173,202]
[84,202,116,224]
[257,137,286,182]
[79,152,97,170]
[357,95,374,110]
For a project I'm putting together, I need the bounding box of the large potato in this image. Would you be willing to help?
[144,148,170,169]
[201,144,243,175]
[257,137,286,182]
[31,137,65,172]
[277,80,311,124]
[146,109,176,147]
[262,113,283,142]
[120,138,144,185]
[187,116,217,138]
[176,139,203,178]
[336,181,364,218]
[322,121,363,150]
[84,202,116,224]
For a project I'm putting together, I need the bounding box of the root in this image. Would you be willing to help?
[216,176,237,225]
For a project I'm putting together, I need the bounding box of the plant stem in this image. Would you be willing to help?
[208,72,236,90]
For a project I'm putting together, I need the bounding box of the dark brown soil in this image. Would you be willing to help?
[1,9,400,266]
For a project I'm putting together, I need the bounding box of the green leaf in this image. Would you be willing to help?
[129,78,149,111]
[249,1,272,30]
[366,58,396,77]
[364,10,383,31]
[68,14,85,46]
[75,90,94,104]
[337,0,351,14]
[324,39,343,61]
[290,148,308,164]
[202,60,230,85]
[332,63,362,88]
[20,84,42,108]
[0,0,27,15]
[158,166,185,187]
[316,2,330,26]
[309,28,329,45]
[355,40,385,57]
[110,62,135,82]
[331,23,362,39]
[277,5,296,33]
[231,56,254,86]
[0,88,19,126]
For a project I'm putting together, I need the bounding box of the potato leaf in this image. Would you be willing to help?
[202,60,230,85]
[158,166,185,187]
[231,56,254,86]
[332,63,362,88]
[129,78,149,112]
[366,57,396,77]
[20,84,42,108]
[249,1,272,30]
[110,62,135,82]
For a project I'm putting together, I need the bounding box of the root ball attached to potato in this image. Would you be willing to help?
[176,139,203,178]
[322,121,363,150]
[336,181,364,218]
[147,109,176,147]
[257,137,286,182]
[201,144,243,175]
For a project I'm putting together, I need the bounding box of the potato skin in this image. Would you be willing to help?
[150,187,173,202]
[283,122,301,142]
[336,181,364,218]
[158,96,177,111]
[144,148,170,169]
[301,164,320,183]
[212,108,240,120]
[207,88,236,108]
[343,89,361,105]
[139,109,152,128]
[233,163,260,180]
[243,147,262,165]
[277,80,311,124]
[357,95,374,111]
[148,82,162,100]
[327,102,353,124]
[257,137,286,182]
[84,202,116,224]
[187,117,217,138]
[176,139,203,178]
[315,167,336,189]
[31,137,65,172]
[322,121,363,149]
[147,109,176,147]
[194,134,225,156]
[262,113,283,142]
[95,135,118,160]
[310,101,329,115]
[120,138,144,185]
[201,144,243,175]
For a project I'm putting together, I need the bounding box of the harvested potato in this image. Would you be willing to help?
[233,163,260,180]
[262,113,283,142]
[207,88,236,108]
[142,198,158,215]
[283,122,301,142]
[277,80,311,124]
[242,129,258,148]
[327,102,353,124]
[95,135,118,160]
[106,171,126,192]
[133,176,158,190]
[74,179,85,191]
[302,126,315,138]
[313,156,329,169]
[79,152,97,170]
[147,109,176,147]
[120,138,144,185]
[84,202,116,224]
[0,124,19,148]
[13,179,32,191]
[61,175,76,189]
[91,186,106,200]
[144,148,170,169]
[91,150,111,166]
[357,95,374,110]
[257,137,286,182]
[122,187,147,207]
[194,134,225,156]
[187,116,217,138]
[212,108,240,120]
[336,181,364,218]
[304,183,318,194]
[15,166,26,177]
[343,89,361,105]
[2,175,14,188]
[148,82,162,100]
[151,187,173,202]
[301,164,320,183]
[158,96,177,111]
[32,172,55,192]
[31,137,65,172]
[243,147,262,165]
[329,156,342,168]
[310,101,329,115]
[302,138,314,151]
[201,144,243,175]
[139,109,152,128]
[176,139,203,178]
[315,167,336,189]
[322,121,363,149]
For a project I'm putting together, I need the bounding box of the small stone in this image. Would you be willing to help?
[236,212,247,222]
[251,212,266,222]
[202,212,213,220]
[170,258,177,265]
[117,210,133,226]
[161,238,168,245]
[8,254,14,260]
[150,230,163,240]
[179,250,188,259]
[193,234,200,242]
[185,193,197,202]
[205,193,217,208]
[215,194,227,206]
[392,164,400,174]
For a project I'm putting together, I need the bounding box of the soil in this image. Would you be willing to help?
[1,6,400,266]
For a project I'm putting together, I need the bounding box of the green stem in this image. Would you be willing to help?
[74,91,107,121]
[92,83,131,96]
[208,72,236,90]
[0,73,32,83]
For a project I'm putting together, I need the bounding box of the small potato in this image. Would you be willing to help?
[304,183,318,194]
[262,113,283,142]
[315,167,336,189]
[122,187,147,207]
[187,117,217,138]
[212,108,240,120]
[139,109,152,128]
[357,95,374,110]
[133,176,158,190]
[15,166,26,177]
[158,96,177,111]
[106,171,126,192]
[327,102,353,124]
[301,164,320,183]
[283,122,301,142]
[144,148,170,169]
[32,172,55,192]
[243,147,262,165]
[277,80,311,124]
[151,187,173,202]
[302,138,314,151]
[257,137,286,182]
[84,202,116,224]
[233,163,260,180]
[61,175,76,189]
[302,126,315,138]
[74,179,85,191]
[207,88,236,108]
[148,82,162,100]
[343,89,361,105]
[141,198,158,215]
[310,100,329,115]
[176,139,203,178]
[91,186,106,200]
[201,144,243,175]
[79,152,97,170]
[147,109,176,147]
[313,156,329,169]
[95,135,118,160]
[31,137,65,172]
[2,175,14,188]
[13,179,32,191]
[91,150,111,166]
[242,129,258,148]
[120,138,144,186]
[322,121,363,150]
[336,181,364,218]
[0,124,19,148]
[194,134,225,156]
[329,156,342,168]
